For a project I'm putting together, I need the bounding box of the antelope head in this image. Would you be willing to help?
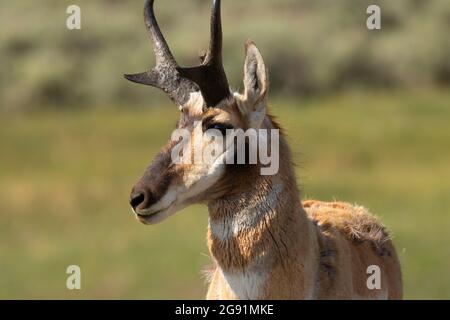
[125,0,272,225]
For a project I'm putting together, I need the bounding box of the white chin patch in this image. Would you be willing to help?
[137,202,188,225]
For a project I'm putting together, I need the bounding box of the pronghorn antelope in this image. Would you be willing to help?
[125,0,403,300]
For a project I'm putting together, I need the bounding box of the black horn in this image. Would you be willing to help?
[177,0,230,107]
[124,0,199,106]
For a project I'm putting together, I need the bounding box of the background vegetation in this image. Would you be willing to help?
[0,0,449,299]
[1,0,449,111]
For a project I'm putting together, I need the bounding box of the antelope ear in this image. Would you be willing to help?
[236,41,268,127]
[243,41,268,106]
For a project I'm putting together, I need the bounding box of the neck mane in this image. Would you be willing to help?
[206,115,320,299]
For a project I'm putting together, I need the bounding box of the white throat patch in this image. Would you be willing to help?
[209,182,284,241]
[219,262,267,300]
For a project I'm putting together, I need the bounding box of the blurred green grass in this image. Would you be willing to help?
[1,90,449,299]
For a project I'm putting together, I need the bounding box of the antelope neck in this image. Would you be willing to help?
[207,166,308,272]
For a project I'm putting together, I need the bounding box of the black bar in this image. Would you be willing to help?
[1,300,448,319]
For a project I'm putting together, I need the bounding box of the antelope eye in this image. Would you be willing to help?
[207,123,234,135]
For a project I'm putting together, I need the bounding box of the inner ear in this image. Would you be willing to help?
[243,41,268,103]
[247,58,260,92]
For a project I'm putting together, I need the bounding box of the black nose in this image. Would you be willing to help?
[130,192,146,211]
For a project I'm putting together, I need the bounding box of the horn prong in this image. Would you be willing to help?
[124,70,160,86]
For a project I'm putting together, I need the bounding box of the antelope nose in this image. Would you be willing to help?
[130,192,146,211]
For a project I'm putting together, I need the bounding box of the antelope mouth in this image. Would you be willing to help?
[134,202,178,225]
[135,209,167,225]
